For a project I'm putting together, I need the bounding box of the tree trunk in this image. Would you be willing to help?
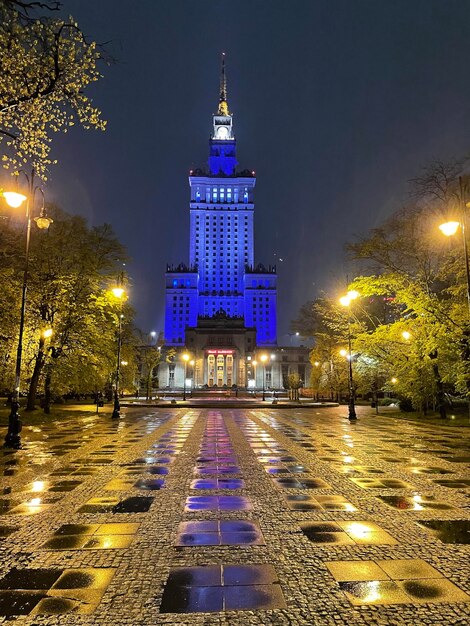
[44,369,51,414]
[26,337,46,411]
[146,373,151,400]
[459,326,470,420]
[429,350,447,419]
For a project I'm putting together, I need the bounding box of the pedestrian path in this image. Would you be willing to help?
[0,406,469,624]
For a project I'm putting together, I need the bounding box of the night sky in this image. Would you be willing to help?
[47,0,470,342]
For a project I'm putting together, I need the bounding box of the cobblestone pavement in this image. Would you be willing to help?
[0,406,469,625]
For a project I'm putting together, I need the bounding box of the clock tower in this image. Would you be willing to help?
[161,53,305,390]
[209,53,237,176]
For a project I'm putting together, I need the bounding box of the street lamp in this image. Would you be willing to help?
[339,290,359,421]
[260,354,268,401]
[439,177,470,316]
[3,171,53,449]
[111,282,125,419]
[182,353,190,400]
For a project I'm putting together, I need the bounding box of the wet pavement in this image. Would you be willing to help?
[0,405,469,624]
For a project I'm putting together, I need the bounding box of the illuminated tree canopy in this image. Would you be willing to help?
[0,0,106,179]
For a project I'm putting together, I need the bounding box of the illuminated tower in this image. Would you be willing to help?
[164,55,277,354]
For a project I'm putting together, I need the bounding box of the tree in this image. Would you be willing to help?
[292,296,367,402]
[0,205,129,409]
[346,161,470,416]
[286,372,302,402]
[0,0,107,180]
[292,159,470,416]
[135,332,175,400]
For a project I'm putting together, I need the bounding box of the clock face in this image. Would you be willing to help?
[216,126,229,140]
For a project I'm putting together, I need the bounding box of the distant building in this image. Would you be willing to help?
[159,56,310,390]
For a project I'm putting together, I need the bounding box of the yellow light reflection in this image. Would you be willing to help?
[31,481,46,493]
[347,523,373,539]
[344,503,357,512]
[411,494,424,510]
[362,581,381,603]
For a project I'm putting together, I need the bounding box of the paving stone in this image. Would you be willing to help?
[0,405,469,624]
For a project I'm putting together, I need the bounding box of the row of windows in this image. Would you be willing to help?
[196,226,249,231]
[173,298,271,312]
[195,216,250,223]
[194,187,250,203]
[196,249,248,254]
[195,231,249,236]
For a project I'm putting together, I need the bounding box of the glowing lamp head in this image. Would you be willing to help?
[260,354,268,363]
[391,377,398,384]
[190,360,195,366]
[182,353,190,362]
[252,360,257,366]
[340,290,359,307]
[34,212,53,230]
[402,331,411,340]
[339,349,347,357]
[3,191,27,208]
[43,328,53,339]
[121,360,128,366]
[112,287,124,299]
[439,221,460,237]
[314,361,320,367]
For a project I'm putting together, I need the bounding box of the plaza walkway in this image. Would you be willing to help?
[0,406,469,625]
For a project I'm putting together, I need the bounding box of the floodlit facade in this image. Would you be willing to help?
[160,57,309,390]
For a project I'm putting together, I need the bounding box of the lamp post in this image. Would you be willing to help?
[339,290,359,421]
[111,283,125,419]
[260,354,268,401]
[3,171,53,449]
[252,360,257,395]
[182,353,190,400]
[189,360,195,395]
[439,176,470,317]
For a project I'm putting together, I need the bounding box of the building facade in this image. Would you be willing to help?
[160,58,309,390]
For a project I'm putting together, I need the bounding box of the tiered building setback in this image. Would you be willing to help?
[160,57,308,390]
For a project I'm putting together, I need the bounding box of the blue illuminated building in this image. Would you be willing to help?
[163,57,281,387]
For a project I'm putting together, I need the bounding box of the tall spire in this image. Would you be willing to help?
[218,52,229,116]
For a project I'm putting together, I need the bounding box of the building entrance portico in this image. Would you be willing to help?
[206,349,235,387]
